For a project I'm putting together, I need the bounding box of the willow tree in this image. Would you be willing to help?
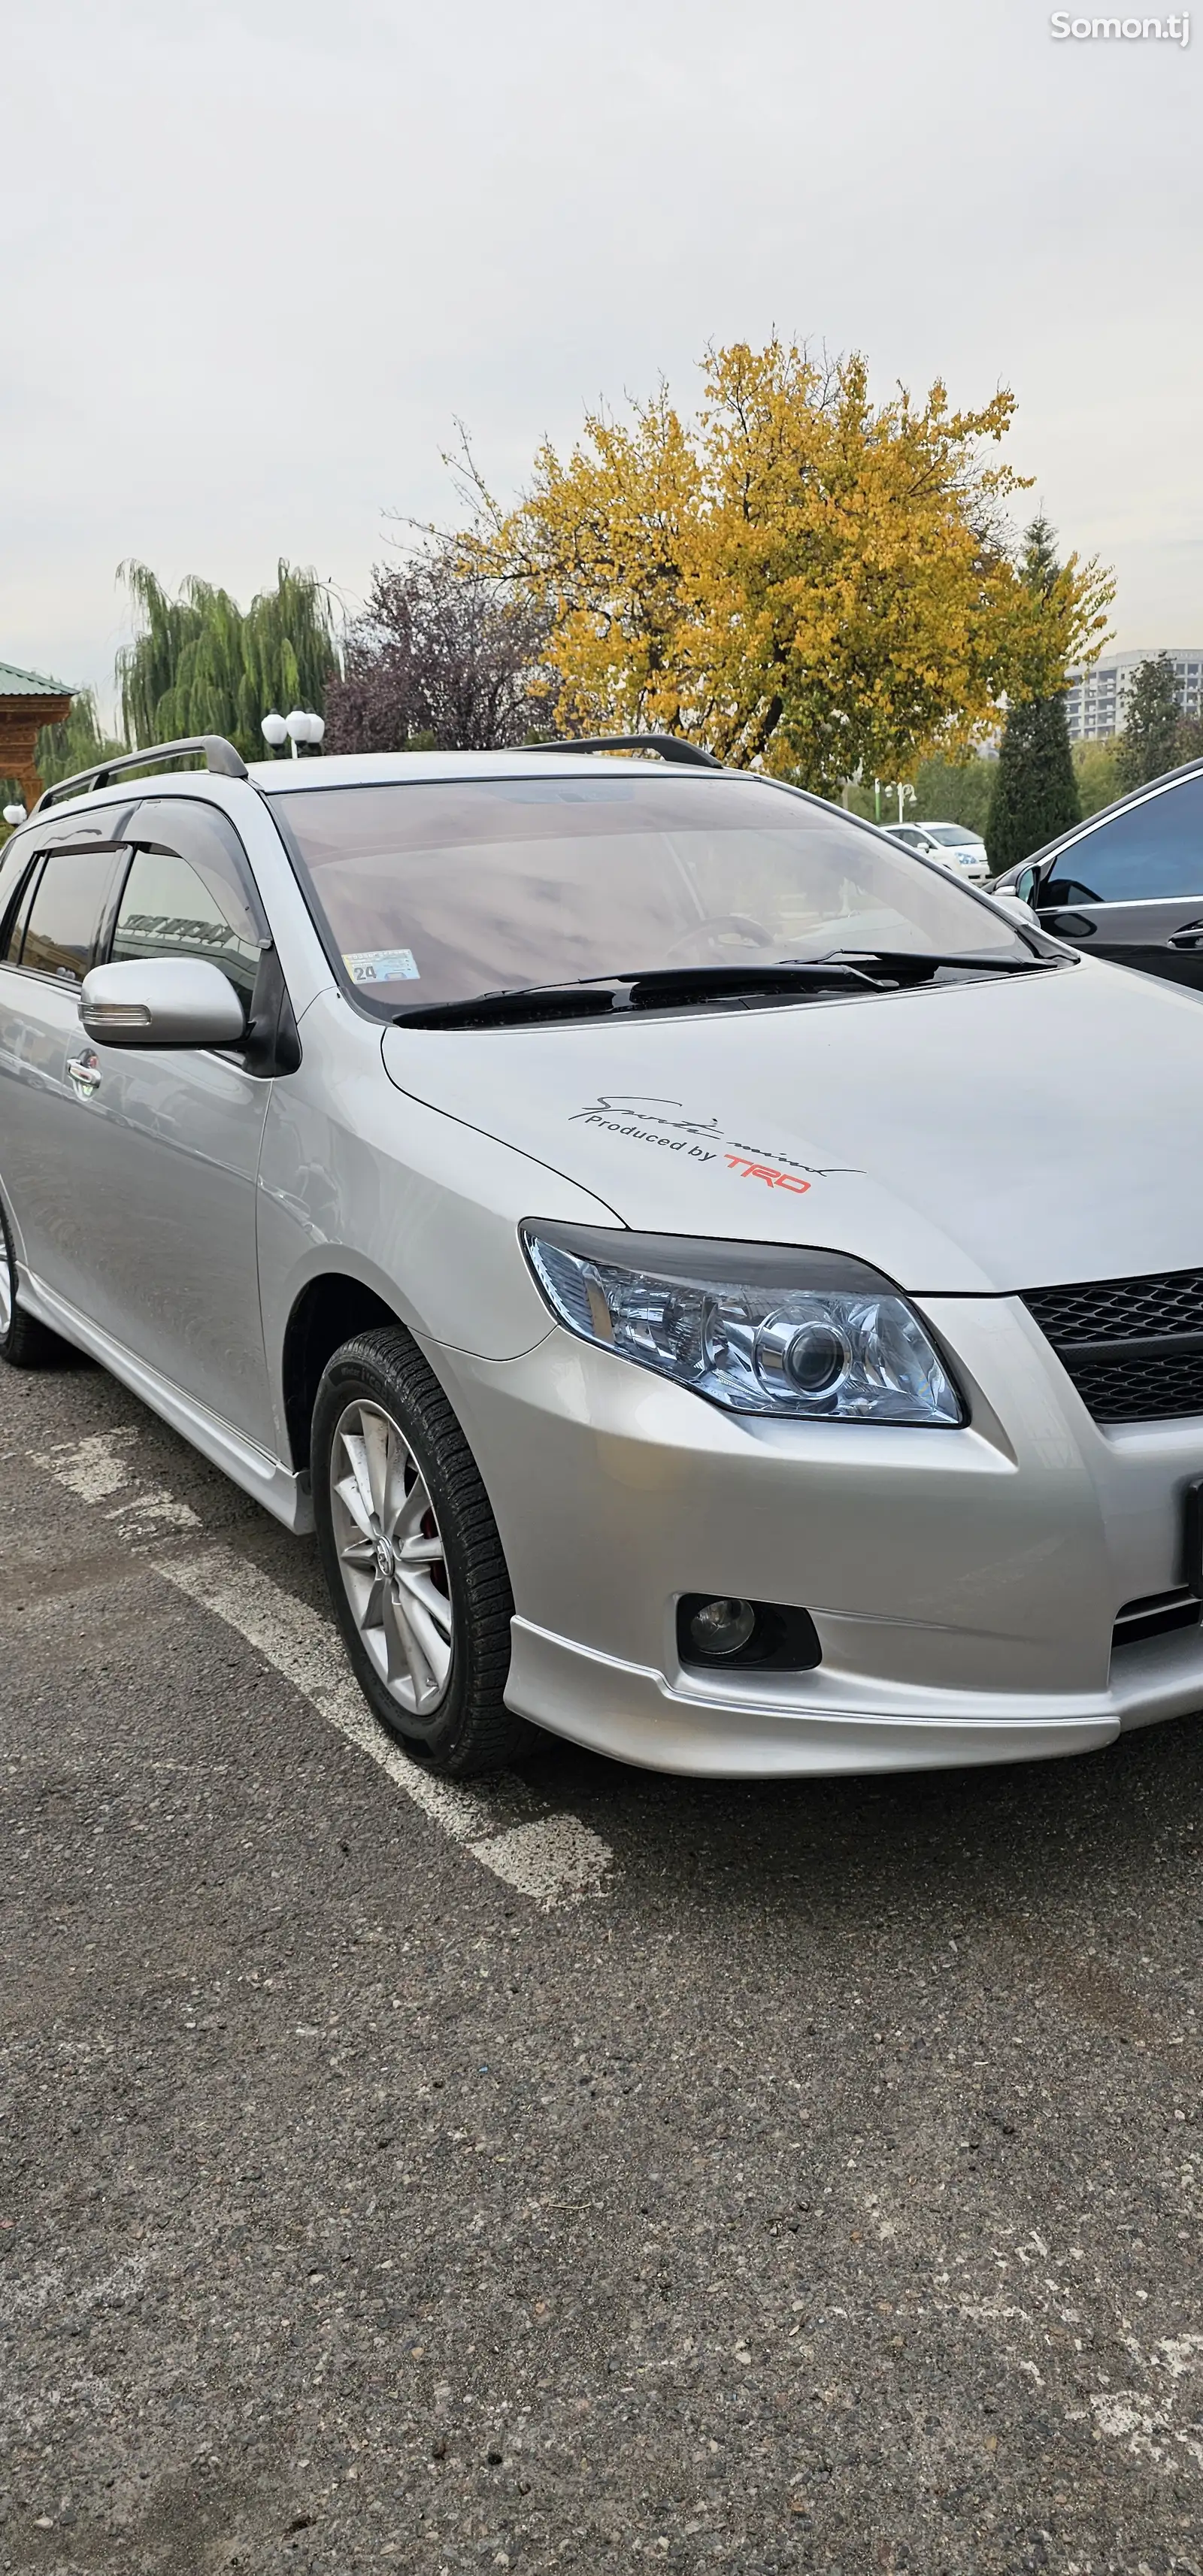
[463,339,1114,796]
[117,560,340,761]
[36,689,125,786]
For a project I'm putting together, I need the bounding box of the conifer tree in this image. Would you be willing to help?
[1117,653,1181,789]
[986,518,1081,871]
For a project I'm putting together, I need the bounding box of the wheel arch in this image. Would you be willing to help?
[280,1271,405,1473]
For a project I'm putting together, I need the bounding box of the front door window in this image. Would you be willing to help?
[111,800,266,1010]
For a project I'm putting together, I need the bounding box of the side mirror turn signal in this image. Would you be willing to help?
[80,957,247,1050]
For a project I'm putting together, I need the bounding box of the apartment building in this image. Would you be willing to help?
[1065,649,1203,741]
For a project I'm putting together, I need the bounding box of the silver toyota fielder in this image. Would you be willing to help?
[3,735,1203,1780]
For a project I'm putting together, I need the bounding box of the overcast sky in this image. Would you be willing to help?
[4,0,1199,714]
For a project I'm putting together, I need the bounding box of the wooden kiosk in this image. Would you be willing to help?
[0,660,73,813]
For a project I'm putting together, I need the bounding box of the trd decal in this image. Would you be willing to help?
[569,1108,720,1161]
[571,1093,724,1141]
[568,1094,858,1178]
[724,1156,811,1194]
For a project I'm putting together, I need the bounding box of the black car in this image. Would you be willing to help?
[992,758,1203,989]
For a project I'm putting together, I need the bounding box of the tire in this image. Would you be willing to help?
[0,1195,74,1368]
[311,1325,532,1777]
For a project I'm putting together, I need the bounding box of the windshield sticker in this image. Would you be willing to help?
[568,1094,859,1178]
[344,947,420,984]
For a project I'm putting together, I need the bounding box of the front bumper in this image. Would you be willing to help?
[504,1603,1203,1776]
[432,1296,1203,1777]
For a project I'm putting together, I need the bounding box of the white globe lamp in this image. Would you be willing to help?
[280,709,326,758]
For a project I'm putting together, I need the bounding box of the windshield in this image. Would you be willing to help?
[921,823,982,847]
[271,774,1029,1014]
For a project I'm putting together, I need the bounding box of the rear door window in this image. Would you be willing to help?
[0,831,41,959]
[1043,775,1203,905]
[16,840,123,984]
[111,799,267,1008]
[0,803,132,974]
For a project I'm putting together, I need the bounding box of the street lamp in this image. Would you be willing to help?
[871,779,915,826]
[2,802,26,827]
[262,708,325,759]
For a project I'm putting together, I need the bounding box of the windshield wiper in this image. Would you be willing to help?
[799,947,1061,981]
[393,959,880,1030]
[395,982,618,1029]
[391,948,1059,1031]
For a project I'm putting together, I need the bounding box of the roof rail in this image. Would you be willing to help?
[32,734,248,813]
[526,733,721,771]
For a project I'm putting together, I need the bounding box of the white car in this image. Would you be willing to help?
[2,732,1203,1784]
[891,821,990,883]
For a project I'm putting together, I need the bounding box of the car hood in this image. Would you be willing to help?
[380,960,1203,1293]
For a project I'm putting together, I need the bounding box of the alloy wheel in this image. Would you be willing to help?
[329,1399,455,1720]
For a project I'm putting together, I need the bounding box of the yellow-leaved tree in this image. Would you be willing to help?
[462,341,1113,795]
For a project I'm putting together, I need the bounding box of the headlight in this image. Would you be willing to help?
[521,1224,963,1425]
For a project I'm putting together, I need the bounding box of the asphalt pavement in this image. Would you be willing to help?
[2,1347,1201,2575]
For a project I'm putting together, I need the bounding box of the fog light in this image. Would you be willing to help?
[677,1593,823,1673]
[688,1596,757,1659]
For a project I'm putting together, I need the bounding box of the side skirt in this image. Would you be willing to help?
[17,1268,313,1535]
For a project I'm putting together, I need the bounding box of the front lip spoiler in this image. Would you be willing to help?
[504,1614,1203,1779]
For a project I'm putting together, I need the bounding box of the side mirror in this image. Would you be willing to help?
[989,892,1041,924]
[80,957,247,1050]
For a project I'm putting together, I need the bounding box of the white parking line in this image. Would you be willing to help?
[32,1428,139,1503]
[159,1547,614,1908]
[29,1432,613,1910]
[32,1429,201,1538]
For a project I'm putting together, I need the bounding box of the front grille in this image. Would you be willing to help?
[1022,1266,1203,1422]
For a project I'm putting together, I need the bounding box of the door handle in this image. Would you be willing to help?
[1169,923,1203,950]
[66,1050,101,1099]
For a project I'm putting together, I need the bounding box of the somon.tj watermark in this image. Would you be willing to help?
[1050,10,1189,35]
